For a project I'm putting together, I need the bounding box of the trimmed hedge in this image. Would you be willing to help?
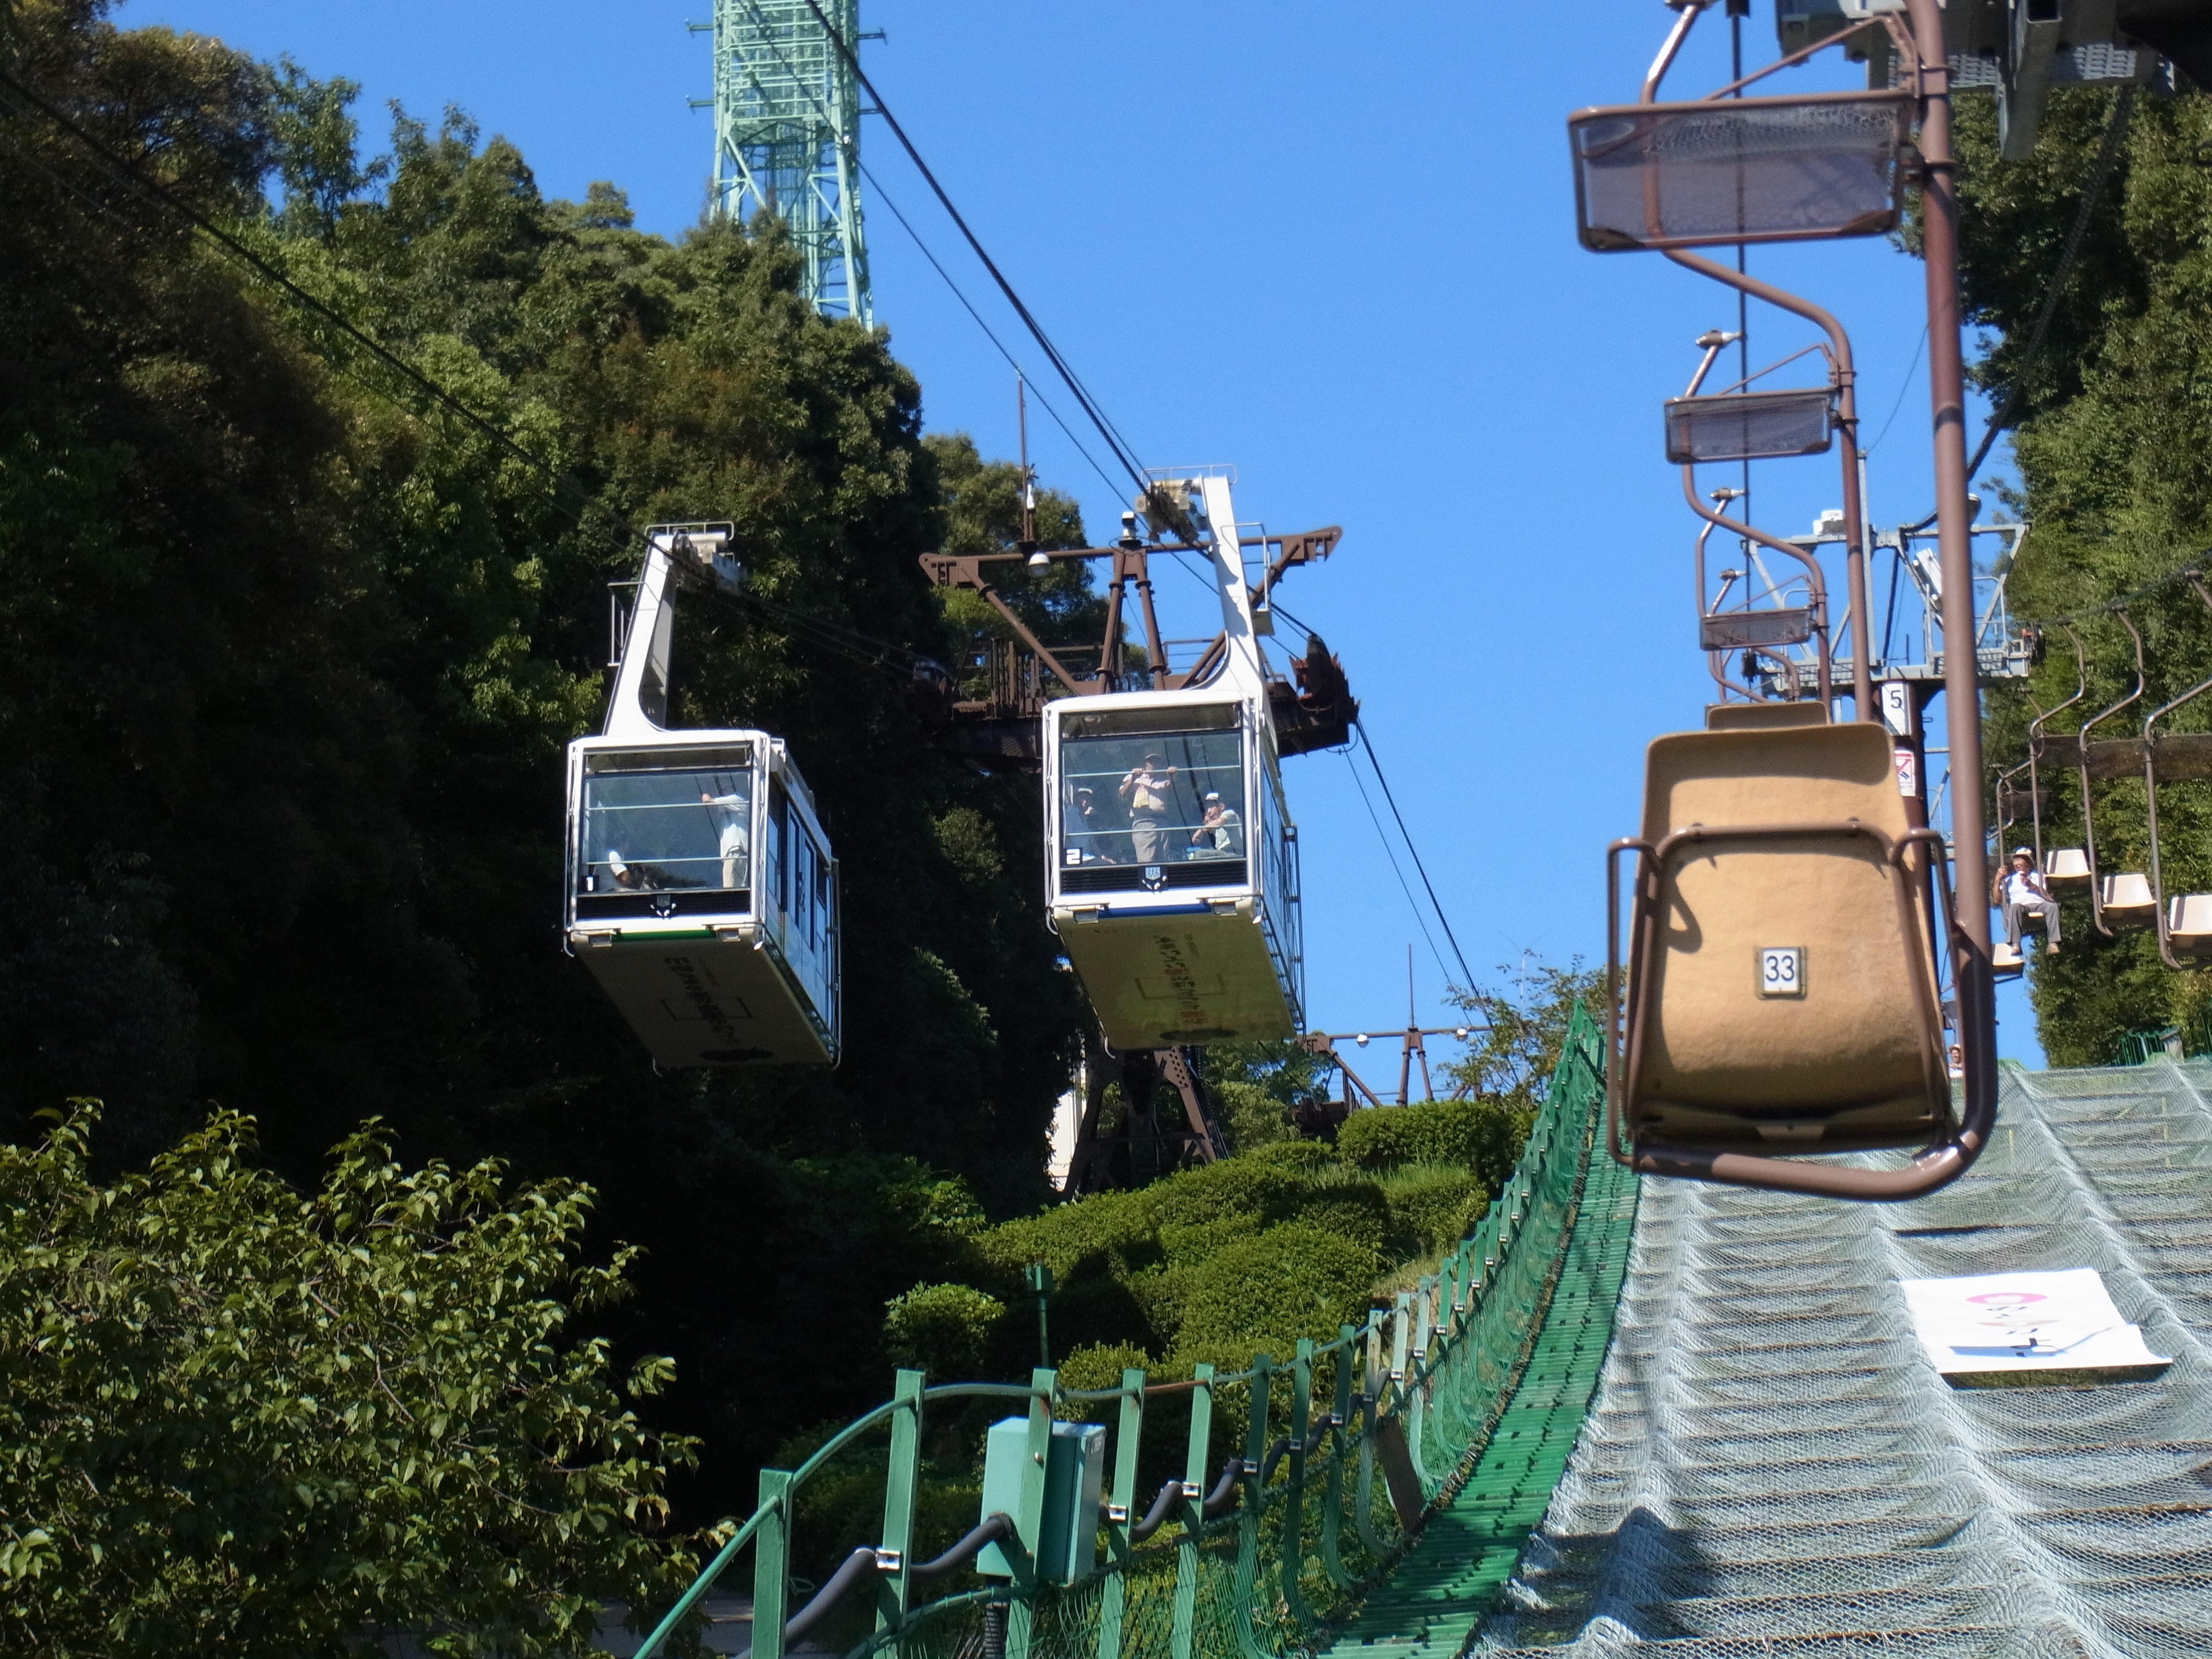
[899,1102,1530,1379]
[1336,1096,1527,1178]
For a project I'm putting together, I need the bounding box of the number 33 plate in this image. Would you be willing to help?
[1758,946,1806,998]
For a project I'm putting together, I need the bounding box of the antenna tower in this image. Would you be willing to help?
[698,0,873,324]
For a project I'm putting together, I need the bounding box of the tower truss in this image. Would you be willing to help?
[697,0,872,324]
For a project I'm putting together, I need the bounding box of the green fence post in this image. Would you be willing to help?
[1170,1364,1215,1659]
[1096,1366,1146,1659]
[877,1370,923,1654]
[1006,1367,1056,1659]
[1318,1323,1357,1589]
[753,1468,792,1659]
[1355,1311,1389,1555]
[1282,1339,1318,1631]
[1234,1355,1274,1659]
[1408,1276,1433,1483]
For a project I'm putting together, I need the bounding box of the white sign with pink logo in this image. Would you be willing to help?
[1897,1267,2171,1377]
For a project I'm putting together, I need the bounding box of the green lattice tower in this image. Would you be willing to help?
[694,0,873,324]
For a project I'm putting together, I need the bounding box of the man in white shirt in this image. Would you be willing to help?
[1992,847,2061,957]
[702,790,750,890]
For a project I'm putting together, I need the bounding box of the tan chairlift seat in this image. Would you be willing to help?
[2100,871,2156,928]
[1705,700,1831,732]
[1613,721,1952,1160]
[2168,894,2212,957]
[1991,940,2025,980]
[2046,848,2093,887]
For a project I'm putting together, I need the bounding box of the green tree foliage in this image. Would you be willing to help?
[0,0,1090,1506]
[0,1106,700,1657]
[1441,959,1604,1105]
[1335,1094,1526,1173]
[1954,82,2212,1059]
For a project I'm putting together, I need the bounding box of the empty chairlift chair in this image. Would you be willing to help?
[1609,720,1992,1199]
[2144,576,2212,966]
[563,525,841,1067]
[2073,613,2155,934]
[2027,626,2094,899]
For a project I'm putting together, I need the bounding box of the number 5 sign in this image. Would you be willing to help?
[1757,945,1806,999]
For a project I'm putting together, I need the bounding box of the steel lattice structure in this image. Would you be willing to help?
[697,0,871,324]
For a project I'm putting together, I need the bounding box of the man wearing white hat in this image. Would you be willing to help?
[1992,846,2061,957]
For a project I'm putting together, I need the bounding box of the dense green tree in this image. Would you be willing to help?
[0,1105,701,1657]
[1955,81,2212,1060]
[0,0,1094,1511]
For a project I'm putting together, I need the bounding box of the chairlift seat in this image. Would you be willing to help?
[1704,701,1829,732]
[1991,941,2025,980]
[2046,848,2093,888]
[2169,894,2212,956]
[1617,722,1951,1157]
[2100,871,2156,928]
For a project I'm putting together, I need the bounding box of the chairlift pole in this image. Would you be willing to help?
[1905,0,1984,957]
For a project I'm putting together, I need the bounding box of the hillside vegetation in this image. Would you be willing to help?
[1957,81,2212,1059]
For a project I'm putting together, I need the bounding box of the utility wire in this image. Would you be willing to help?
[1353,723,1476,990]
[1341,746,1455,989]
[0,67,586,508]
[796,0,1152,497]
[1863,324,1927,457]
[722,1,1129,503]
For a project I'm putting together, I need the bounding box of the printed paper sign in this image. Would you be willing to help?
[1897,1267,2170,1378]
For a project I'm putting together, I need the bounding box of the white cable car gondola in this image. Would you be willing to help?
[1042,474,1302,1050]
[563,525,840,1067]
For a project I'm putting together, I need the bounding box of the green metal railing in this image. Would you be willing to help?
[636,1006,1610,1659]
[2119,1004,2212,1065]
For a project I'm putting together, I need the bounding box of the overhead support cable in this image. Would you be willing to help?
[1341,746,1456,990]
[1354,723,1477,992]
[794,0,1153,498]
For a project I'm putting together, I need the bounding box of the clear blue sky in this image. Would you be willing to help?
[116,0,2043,1065]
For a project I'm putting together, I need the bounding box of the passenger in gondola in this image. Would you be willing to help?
[1994,846,2061,957]
[1120,752,1176,864]
[607,852,692,892]
[1189,791,1241,859]
[1070,786,1116,862]
[702,790,749,888]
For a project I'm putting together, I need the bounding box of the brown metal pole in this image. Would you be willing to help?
[1907,0,1985,952]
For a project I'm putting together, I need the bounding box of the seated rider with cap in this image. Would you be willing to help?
[1190,791,1242,859]
[1992,846,2060,958]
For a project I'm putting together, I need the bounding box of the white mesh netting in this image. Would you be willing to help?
[1476,1060,2212,1657]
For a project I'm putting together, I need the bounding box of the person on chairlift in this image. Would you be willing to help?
[1120,751,1176,864]
[1190,791,1241,859]
[1994,846,2061,957]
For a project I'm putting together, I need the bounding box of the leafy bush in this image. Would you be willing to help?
[0,1107,700,1658]
[1169,1222,1384,1362]
[1336,1096,1526,1182]
[883,1283,1006,1377]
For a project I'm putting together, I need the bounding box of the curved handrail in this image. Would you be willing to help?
[2077,610,2147,937]
[2142,573,2212,968]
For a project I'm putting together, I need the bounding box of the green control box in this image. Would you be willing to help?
[976,1416,1107,1585]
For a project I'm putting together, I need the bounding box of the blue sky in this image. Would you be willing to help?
[116,0,2044,1064]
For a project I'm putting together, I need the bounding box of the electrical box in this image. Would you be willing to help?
[976,1416,1107,1586]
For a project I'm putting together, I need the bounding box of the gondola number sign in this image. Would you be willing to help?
[1757,946,1806,999]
